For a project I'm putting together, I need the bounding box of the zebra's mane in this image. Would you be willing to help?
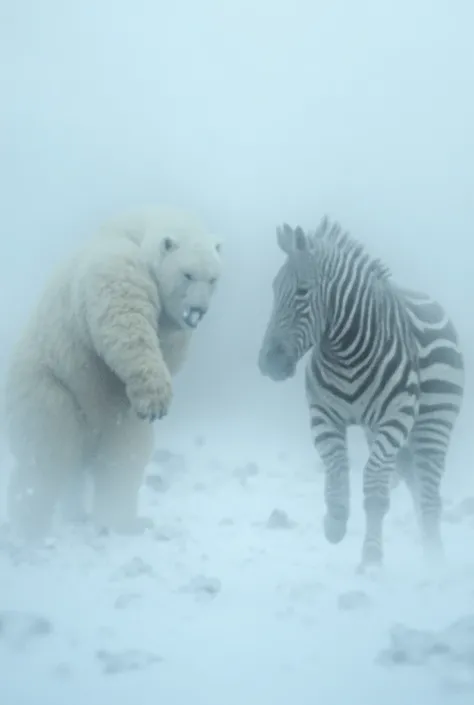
[309,216,392,281]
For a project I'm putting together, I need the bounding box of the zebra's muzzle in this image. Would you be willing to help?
[258,343,296,381]
[265,363,296,381]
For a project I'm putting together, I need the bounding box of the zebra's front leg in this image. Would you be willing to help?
[311,415,350,544]
[358,425,402,572]
[364,427,402,490]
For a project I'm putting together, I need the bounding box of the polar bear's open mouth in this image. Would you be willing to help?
[183,307,205,328]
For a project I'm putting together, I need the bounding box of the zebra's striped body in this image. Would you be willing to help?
[258,218,464,571]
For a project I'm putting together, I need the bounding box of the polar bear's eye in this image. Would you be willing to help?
[209,277,217,285]
[183,272,194,281]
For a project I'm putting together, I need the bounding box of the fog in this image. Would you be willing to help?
[4,1,474,435]
[2,1,474,702]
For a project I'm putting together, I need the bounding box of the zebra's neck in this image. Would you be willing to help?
[317,256,395,365]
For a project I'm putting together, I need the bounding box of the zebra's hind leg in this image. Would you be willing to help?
[394,444,423,526]
[395,445,415,490]
[311,413,350,544]
[411,444,446,561]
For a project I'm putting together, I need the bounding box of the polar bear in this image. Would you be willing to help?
[4,206,222,540]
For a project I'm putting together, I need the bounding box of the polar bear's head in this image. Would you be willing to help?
[137,207,223,330]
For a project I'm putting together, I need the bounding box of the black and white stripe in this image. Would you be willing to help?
[258,217,464,570]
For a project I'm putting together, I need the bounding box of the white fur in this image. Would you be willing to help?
[4,206,222,540]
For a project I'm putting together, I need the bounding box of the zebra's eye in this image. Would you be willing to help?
[295,287,309,297]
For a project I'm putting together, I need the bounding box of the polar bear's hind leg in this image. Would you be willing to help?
[91,413,155,535]
[7,376,86,541]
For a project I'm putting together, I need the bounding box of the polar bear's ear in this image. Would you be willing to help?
[162,236,179,254]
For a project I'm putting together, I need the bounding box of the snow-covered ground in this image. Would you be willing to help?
[1,425,474,705]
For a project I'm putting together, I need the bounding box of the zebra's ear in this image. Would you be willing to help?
[276,223,294,254]
[293,226,307,252]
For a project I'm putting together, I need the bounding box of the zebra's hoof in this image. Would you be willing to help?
[356,561,383,580]
[357,545,383,575]
[323,515,347,544]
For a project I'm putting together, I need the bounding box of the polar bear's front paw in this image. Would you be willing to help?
[127,370,173,422]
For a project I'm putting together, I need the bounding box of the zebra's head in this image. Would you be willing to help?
[258,223,317,381]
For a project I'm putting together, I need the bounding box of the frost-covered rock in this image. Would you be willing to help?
[266,508,297,530]
[443,497,474,524]
[0,610,52,648]
[145,474,168,493]
[337,590,372,611]
[179,574,222,599]
[114,592,141,610]
[233,461,259,485]
[146,449,187,492]
[96,648,163,675]
[113,556,154,580]
[377,615,474,689]
[153,524,182,542]
[378,624,441,666]
[152,448,175,464]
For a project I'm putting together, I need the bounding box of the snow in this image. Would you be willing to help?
[2,0,474,702]
[1,426,474,705]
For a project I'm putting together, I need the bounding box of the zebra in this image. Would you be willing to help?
[258,217,464,572]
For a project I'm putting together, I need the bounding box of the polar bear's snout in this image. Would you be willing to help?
[183,305,207,328]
